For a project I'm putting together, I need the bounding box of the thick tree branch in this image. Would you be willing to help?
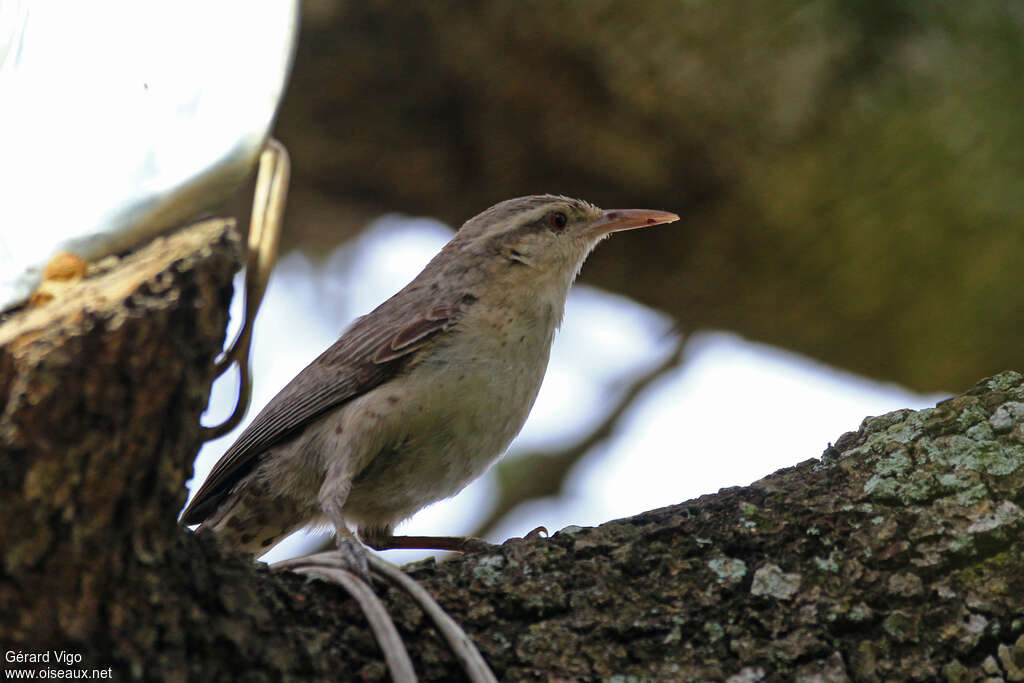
[2,219,1023,680]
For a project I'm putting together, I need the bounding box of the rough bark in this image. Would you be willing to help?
[3,221,1024,681]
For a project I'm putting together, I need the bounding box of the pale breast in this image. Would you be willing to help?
[340,297,560,527]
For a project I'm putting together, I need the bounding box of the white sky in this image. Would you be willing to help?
[191,215,946,565]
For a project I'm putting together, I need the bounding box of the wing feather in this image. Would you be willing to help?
[181,298,461,525]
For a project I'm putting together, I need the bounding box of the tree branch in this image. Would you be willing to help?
[3,219,1022,680]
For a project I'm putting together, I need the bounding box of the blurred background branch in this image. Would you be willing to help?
[201,0,1021,557]
[253,1,1023,392]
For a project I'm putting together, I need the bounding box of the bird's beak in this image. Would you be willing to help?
[587,208,680,237]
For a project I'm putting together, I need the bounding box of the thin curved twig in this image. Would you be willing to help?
[367,554,498,683]
[273,553,416,682]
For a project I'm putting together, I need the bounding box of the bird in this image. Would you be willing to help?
[182,194,679,568]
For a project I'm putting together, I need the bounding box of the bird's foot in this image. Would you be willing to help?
[274,537,370,582]
[336,533,371,580]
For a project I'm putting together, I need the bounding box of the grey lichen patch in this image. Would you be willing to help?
[978,371,1024,392]
[966,421,996,441]
[997,633,1024,680]
[704,621,725,642]
[926,435,1022,476]
[606,675,656,683]
[959,402,992,430]
[840,411,922,461]
[948,534,976,556]
[472,554,507,587]
[861,410,915,435]
[725,667,766,683]
[848,603,873,623]
[991,402,1024,432]
[886,573,924,597]
[936,472,973,492]
[882,611,920,642]
[813,551,840,573]
[488,631,512,652]
[793,652,849,682]
[965,500,1023,535]
[708,556,748,585]
[863,470,936,504]
[885,419,925,446]
[459,370,1022,679]
[955,483,990,506]
[738,501,760,529]
[863,474,899,500]
[875,449,913,476]
[750,563,800,600]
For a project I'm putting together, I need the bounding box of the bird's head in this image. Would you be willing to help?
[452,195,679,282]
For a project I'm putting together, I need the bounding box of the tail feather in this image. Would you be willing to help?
[196,480,307,557]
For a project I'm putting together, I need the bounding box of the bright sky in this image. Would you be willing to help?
[191,215,946,565]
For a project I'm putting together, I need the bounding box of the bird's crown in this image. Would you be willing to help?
[456,194,602,242]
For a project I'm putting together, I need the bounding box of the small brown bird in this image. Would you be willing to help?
[182,195,678,565]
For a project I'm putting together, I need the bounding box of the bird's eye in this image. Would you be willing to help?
[549,212,568,231]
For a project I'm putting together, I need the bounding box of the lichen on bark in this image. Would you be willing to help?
[1,216,1023,680]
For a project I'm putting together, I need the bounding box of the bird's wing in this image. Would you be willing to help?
[181,300,460,525]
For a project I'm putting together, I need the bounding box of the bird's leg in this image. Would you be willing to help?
[360,524,550,552]
[325,500,373,579]
[359,525,499,553]
[273,498,371,577]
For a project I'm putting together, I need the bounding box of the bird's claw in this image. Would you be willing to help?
[503,525,549,544]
